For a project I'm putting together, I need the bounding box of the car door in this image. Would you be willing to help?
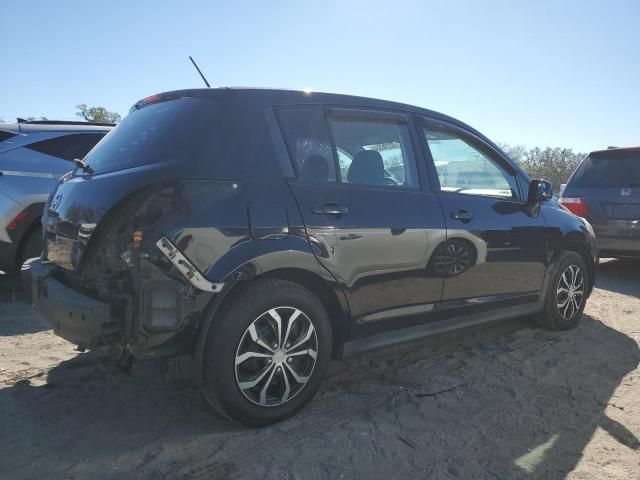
[277,105,446,339]
[418,117,548,313]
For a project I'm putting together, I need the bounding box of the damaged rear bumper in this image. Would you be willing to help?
[23,259,121,349]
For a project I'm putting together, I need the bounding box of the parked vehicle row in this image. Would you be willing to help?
[0,120,111,272]
[22,88,597,426]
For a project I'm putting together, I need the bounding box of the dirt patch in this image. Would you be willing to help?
[0,260,638,479]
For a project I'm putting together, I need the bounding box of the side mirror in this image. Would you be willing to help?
[528,179,553,203]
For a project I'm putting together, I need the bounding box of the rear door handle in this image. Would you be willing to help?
[312,203,349,217]
[450,210,473,222]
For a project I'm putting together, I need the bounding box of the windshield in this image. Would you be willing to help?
[82,97,218,175]
[571,150,640,188]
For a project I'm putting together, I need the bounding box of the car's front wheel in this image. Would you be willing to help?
[537,250,589,330]
[201,279,332,427]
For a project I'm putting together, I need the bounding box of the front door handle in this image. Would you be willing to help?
[312,203,349,217]
[450,210,473,222]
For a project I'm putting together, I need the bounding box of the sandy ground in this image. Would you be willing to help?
[0,259,638,480]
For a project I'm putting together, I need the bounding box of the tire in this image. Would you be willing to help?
[201,278,332,427]
[536,251,589,330]
[18,228,42,270]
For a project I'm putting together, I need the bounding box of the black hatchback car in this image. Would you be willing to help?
[26,88,596,426]
[560,147,640,259]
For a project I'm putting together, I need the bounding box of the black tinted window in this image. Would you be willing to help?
[277,107,337,182]
[25,133,105,161]
[570,150,640,187]
[83,97,219,175]
[0,130,17,143]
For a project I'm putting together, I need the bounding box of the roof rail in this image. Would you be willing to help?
[16,118,116,127]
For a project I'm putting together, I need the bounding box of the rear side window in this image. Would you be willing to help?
[328,115,419,189]
[24,133,105,161]
[570,150,640,188]
[277,107,337,182]
[0,130,17,143]
[277,107,419,188]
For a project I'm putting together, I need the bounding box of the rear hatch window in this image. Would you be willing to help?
[81,97,218,175]
[570,150,640,188]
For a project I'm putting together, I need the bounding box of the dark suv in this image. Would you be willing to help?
[560,147,640,258]
[26,88,596,426]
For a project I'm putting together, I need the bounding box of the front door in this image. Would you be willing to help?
[419,119,548,314]
[277,106,446,339]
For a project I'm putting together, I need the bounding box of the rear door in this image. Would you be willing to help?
[563,149,640,254]
[278,106,446,339]
[418,118,548,313]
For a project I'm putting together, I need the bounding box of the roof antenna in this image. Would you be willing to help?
[189,56,211,88]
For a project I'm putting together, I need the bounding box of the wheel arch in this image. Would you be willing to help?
[193,254,351,387]
[260,267,348,358]
[553,234,596,297]
[15,216,43,265]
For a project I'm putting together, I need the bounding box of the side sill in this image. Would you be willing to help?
[342,302,543,357]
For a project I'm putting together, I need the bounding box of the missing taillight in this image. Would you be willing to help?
[559,196,588,217]
[150,289,180,330]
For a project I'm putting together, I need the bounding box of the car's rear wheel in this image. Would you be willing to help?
[201,279,332,427]
[536,251,588,330]
[17,227,42,270]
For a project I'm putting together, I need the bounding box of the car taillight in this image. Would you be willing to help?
[7,210,29,230]
[559,196,588,217]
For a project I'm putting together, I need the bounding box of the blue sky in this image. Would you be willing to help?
[2,0,638,152]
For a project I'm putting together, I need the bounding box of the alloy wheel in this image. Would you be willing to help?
[234,306,318,407]
[556,264,584,321]
[433,241,473,276]
[445,242,472,275]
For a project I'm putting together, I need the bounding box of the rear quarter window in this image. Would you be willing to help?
[24,133,106,161]
[0,130,17,143]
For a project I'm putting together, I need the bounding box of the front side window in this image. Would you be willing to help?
[424,126,517,199]
[329,116,419,189]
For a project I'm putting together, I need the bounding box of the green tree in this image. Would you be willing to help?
[499,144,527,164]
[500,144,585,192]
[75,104,121,124]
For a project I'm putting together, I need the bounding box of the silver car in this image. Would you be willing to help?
[0,119,111,272]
